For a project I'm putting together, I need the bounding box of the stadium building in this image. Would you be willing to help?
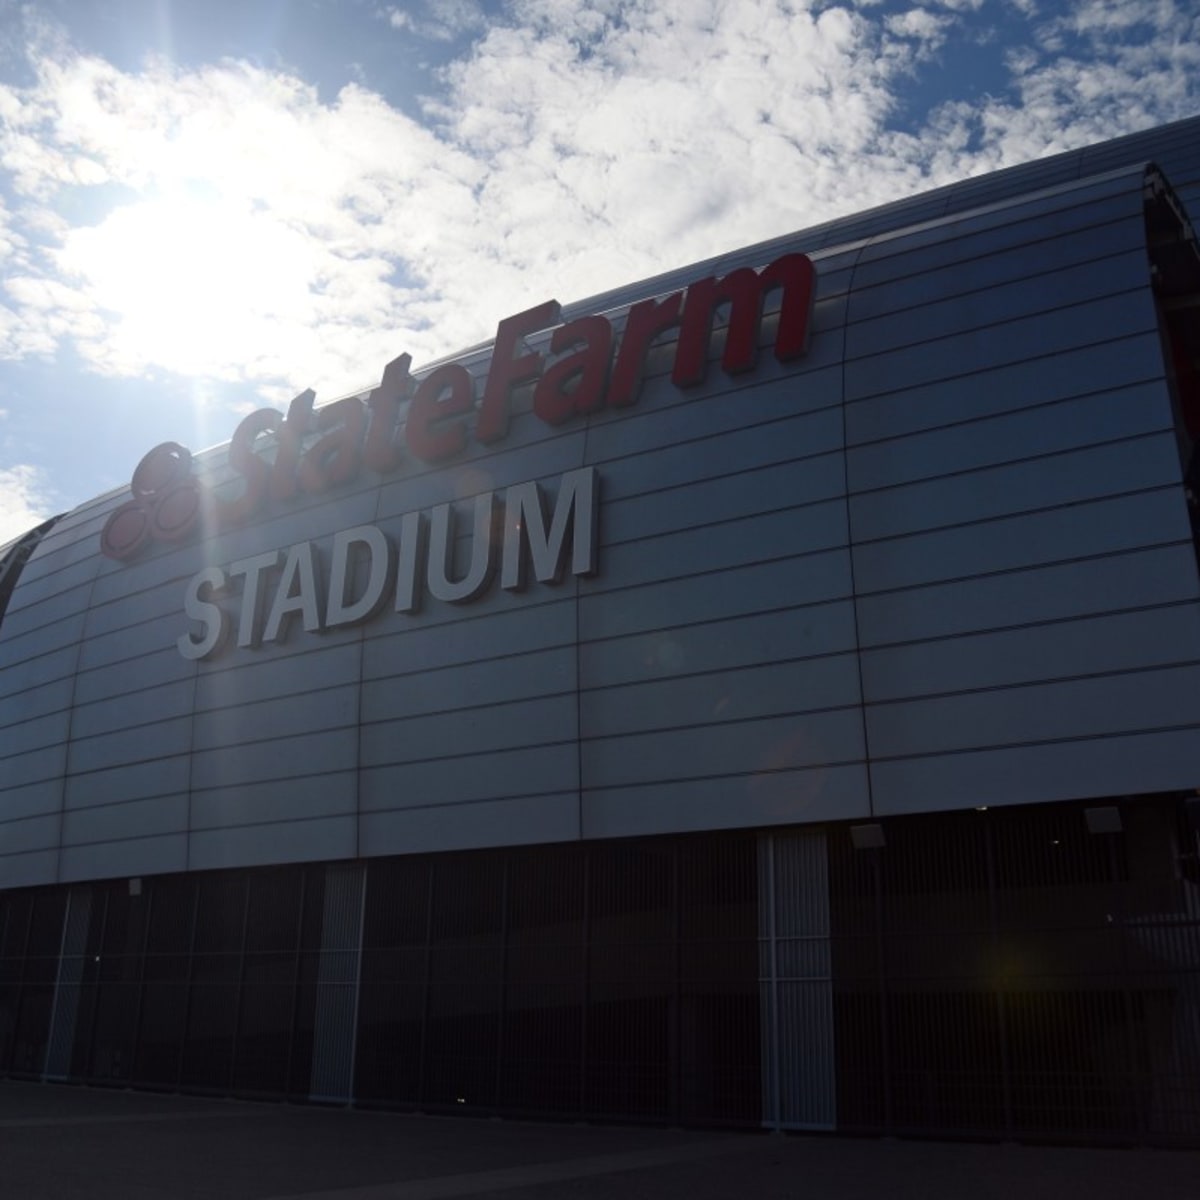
[2,116,1200,1144]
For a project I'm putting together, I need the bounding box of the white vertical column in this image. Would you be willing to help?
[758,830,836,1130]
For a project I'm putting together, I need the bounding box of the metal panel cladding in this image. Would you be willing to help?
[2,119,1200,888]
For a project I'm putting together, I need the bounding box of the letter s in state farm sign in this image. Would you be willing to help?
[100,253,816,562]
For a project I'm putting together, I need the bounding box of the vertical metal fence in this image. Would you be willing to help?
[818,798,1200,1144]
[1,799,1197,1142]
[0,833,762,1127]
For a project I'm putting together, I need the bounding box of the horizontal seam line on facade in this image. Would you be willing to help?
[367,597,854,682]
[577,647,858,698]
[601,447,844,513]
[866,720,1200,765]
[847,209,1143,280]
[844,390,1169,458]
[842,217,1145,320]
[357,688,578,730]
[849,537,1196,601]
[0,616,89,658]
[842,257,1148,354]
[577,758,864,793]
[776,177,1095,252]
[862,656,1200,709]
[841,315,1160,405]
[567,400,846,476]
[849,473,1180,544]
[344,788,573,816]
[362,596,574,647]
[57,827,194,850]
[54,793,193,822]
[2,579,103,618]
[359,738,579,773]
[858,596,1200,655]
[65,761,353,797]
[356,674,868,729]
[848,481,1180,550]
[841,352,1163,439]
[1,611,143,651]
[846,178,1143,274]
[581,545,851,602]
[62,733,357,778]
[601,495,846,554]
[854,179,1140,252]
[62,815,364,844]
[845,436,1174,519]
[577,700,866,743]
[574,596,850,652]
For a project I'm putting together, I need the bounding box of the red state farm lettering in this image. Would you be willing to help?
[104,253,815,561]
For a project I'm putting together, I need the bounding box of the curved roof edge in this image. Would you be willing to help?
[0,514,63,626]
[562,115,1200,323]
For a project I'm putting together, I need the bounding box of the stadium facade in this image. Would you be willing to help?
[2,116,1200,1144]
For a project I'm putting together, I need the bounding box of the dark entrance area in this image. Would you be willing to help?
[1,799,1198,1143]
[354,835,761,1124]
[828,799,1200,1144]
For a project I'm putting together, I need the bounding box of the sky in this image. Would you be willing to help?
[0,0,1197,544]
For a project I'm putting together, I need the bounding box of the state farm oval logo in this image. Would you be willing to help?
[100,442,209,561]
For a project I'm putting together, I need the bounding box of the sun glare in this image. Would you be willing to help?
[57,187,319,380]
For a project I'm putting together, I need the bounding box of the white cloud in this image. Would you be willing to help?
[0,463,54,544]
[0,54,486,391]
[384,0,488,41]
[1063,0,1171,35]
[963,0,1200,166]
[886,9,953,42]
[0,0,1195,415]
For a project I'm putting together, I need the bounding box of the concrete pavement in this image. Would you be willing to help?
[0,1080,1197,1199]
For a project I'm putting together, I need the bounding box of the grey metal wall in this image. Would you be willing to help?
[2,118,1200,889]
[848,163,1200,815]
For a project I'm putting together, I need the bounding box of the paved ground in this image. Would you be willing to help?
[1,1080,1198,1199]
